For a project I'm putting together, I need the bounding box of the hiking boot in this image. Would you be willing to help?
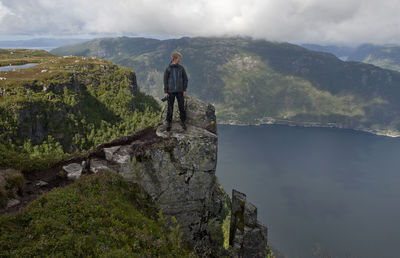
[180,121,187,130]
[166,122,172,131]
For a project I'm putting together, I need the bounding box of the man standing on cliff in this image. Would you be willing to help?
[164,51,188,131]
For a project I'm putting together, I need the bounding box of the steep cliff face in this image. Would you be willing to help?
[1,51,161,173]
[1,59,138,150]
[78,96,225,254]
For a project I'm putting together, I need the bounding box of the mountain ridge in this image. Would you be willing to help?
[302,43,400,72]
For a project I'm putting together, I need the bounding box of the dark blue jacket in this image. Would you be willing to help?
[164,63,188,93]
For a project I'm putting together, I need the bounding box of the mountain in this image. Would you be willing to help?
[302,43,400,72]
[301,44,355,60]
[347,44,400,72]
[52,36,400,137]
[0,38,89,50]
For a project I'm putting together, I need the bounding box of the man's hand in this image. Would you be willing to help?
[164,93,169,97]
[183,91,187,97]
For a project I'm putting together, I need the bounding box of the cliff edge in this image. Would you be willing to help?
[57,96,267,256]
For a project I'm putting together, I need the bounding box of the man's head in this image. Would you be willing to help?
[171,51,182,64]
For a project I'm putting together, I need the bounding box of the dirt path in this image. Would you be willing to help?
[0,164,74,216]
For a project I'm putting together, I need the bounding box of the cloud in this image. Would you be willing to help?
[1,0,400,44]
[0,1,13,22]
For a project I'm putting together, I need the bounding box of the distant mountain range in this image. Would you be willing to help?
[0,38,89,50]
[302,43,400,72]
[52,37,400,136]
[301,44,356,61]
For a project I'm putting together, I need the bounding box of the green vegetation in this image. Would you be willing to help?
[0,49,55,66]
[265,245,276,258]
[0,50,161,172]
[0,137,69,172]
[52,37,400,136]
[347,44,400,72]
[0,171,194,257]
[0,169,25,207]
[217,52,369,123]
[216,181,232,250]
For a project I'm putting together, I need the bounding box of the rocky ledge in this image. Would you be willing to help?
[60,96,267,256]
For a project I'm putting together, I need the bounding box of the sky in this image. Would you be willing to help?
[1,0,400,45]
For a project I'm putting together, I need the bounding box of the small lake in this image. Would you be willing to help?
[216,124,400,258]
[0,63,38,71]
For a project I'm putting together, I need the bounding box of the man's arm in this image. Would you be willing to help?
[182,67,188,92]
[163,67,170,94]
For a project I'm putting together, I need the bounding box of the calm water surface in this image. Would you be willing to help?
[216,124,400,258]
[0,63,38,71]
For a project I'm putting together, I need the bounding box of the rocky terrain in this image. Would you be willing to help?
[58,96,268,256]
[1,95,270,257]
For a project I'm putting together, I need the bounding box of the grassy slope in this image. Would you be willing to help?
[0,49,161,172]
[0,49,54,66]
[0,172,193,257]
[52,37,400,135]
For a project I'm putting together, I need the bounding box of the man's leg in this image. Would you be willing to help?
[166,93,176,130]
[176,92,186,129]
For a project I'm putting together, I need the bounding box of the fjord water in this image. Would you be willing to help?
[216,124,400,258]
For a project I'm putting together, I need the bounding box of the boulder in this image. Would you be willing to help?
[62,163,83,180]
[36,180,49,187]
[6,198,20,208]
[160,96,217,134]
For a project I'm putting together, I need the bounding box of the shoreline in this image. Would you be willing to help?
[217,120,400,138]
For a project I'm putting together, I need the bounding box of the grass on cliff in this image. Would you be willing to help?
[0,51,162,172]
[0,171,194,257]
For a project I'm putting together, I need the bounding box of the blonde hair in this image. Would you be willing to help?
[171,51,182,60]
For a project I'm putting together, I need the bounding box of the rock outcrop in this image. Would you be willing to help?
[230,189,268,258]
[79,96,225,254]
[58,96,267,256]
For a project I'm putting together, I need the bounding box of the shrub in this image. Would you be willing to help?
[3,169,25,197]
[0,183,6,207]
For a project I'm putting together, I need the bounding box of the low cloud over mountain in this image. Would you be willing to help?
[1,0,400,44]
